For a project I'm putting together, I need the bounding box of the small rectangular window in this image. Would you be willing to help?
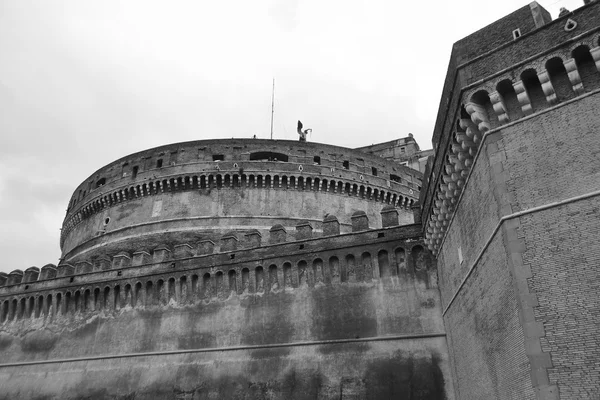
[121,163,129,177]
[390,174,401,183]
[400,147,406,153]
[313,156,321,165]
[156,159,163,168]
[132,166,139,179]
[342,160,349,169]
[512,28,521,40]
[213,154,225,161]
[372,167,378,176]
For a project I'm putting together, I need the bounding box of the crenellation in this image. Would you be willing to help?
[295,220,313,240]
[219,233,239,252]
[381,205,399,227]
[244,229,262,247]
[39,264,57,280]
[23,267,40,283]
[351,210,369,232]
[112,253,132,269]
[269,224,287,244]
[75,261,92,275]
[7,270,23,285]
[56,264,74,277]
[94,255,112,271]
[323,214,340,236]
[173,243,194,259]
[196,239,215,255]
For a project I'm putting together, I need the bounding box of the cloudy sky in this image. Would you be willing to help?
[0,0,583,273]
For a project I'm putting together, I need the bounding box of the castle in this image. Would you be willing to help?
[0,2,599,399]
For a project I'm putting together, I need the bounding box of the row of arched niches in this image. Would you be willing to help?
[0,233,433,325]
[425,37,600,254]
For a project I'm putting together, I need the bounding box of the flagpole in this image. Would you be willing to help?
[270,78,275,140]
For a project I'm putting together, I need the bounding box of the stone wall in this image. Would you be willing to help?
[0,221,455,399]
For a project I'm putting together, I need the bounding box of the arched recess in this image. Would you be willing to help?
[395,247,406,273]
[546,57,574,102]
[378,250,391,278]
[156,280,165,305]
[215,272,224,297]
[329,256,340,284]
[255,266,264,293]
[179,276,187,303]
[228,270,237,294]
[312,258,324,285]
[361,252,372,281]
[496,79,522,120]
[283,262,292,288]
[298,260,308,287]
[102,287,109,309]
[412,245,429,271]
[202,273,212,299]
[573,45,600,91]
[168,278,176,302]
[344,254,356,282]
[241,268,250,292]
[520,69,546,113]
[145,281,154,306]
[269,264,279,291]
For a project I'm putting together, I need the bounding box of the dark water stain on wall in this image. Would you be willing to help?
[364,351,447,400]
[20,330,58,353]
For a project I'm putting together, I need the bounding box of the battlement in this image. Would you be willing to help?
[65,139,422,218]
[432,0,600,149]
[423,14,600,253]
[0,208,432,324]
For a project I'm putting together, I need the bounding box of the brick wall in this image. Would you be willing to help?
[437,128,534,398]
[443,234,534,400]
[438,90,600,398]
[501,93,600,399]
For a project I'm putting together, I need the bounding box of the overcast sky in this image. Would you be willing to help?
[0,0,583,273]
